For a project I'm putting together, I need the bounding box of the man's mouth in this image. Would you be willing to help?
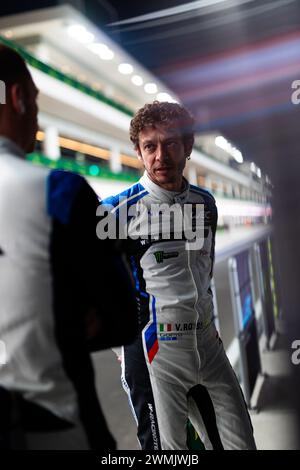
[155,167,172,172]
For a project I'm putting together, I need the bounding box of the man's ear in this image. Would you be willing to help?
[10,83,26,115]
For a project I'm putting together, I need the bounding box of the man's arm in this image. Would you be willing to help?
[47,170,137,450]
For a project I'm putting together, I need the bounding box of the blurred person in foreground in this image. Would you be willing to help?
[100,101,256,450]
[0,45,137,450]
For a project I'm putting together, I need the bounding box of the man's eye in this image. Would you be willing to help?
[145,144,154,151]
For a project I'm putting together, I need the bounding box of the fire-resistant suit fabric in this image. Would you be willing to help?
[101,172,256,450]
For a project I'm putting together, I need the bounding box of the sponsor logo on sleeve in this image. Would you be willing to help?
[153,251,179,263]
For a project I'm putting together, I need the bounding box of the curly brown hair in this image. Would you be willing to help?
[130,101,195,150]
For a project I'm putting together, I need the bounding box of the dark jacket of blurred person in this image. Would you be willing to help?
[0,45,138,450]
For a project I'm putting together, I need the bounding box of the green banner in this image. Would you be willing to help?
[26,152,139,183]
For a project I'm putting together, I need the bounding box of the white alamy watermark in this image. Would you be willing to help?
[291,80,300,105]
[96,201,205,250]
[0,80,6,104]
[0,340,7,366]
[291,340,300,365]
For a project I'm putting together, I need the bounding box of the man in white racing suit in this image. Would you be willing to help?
[100,101,256,450]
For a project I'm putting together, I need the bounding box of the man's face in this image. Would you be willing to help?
[137,123,191,190]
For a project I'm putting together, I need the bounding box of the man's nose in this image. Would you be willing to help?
[156,143,168,162]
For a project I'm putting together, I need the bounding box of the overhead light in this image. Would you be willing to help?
[215,135,243,163]
[215,135,227,149]
[144,82,158,94]
[88,43,107,53]
[231,149,243,164]
[88,43,114,60]
[118,63,134,74]
[67,24,94,45]
[99,49,114,60]
[131,75,143,86]
[156,92,177,102]
[250,161,262,178]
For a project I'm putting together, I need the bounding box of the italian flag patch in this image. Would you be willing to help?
[159,323,172,332]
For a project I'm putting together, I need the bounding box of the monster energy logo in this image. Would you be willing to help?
[154,251,179,263]
[154,251,164,263]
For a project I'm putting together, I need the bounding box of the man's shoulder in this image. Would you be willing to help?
[47,168,86,190]
[101,181,148,209]
[0,151,47,176]
[0,153,51,197]
[47,169,94,225]
[189,184,216,204]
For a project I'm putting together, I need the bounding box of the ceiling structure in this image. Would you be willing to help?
[1,0,300,174]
